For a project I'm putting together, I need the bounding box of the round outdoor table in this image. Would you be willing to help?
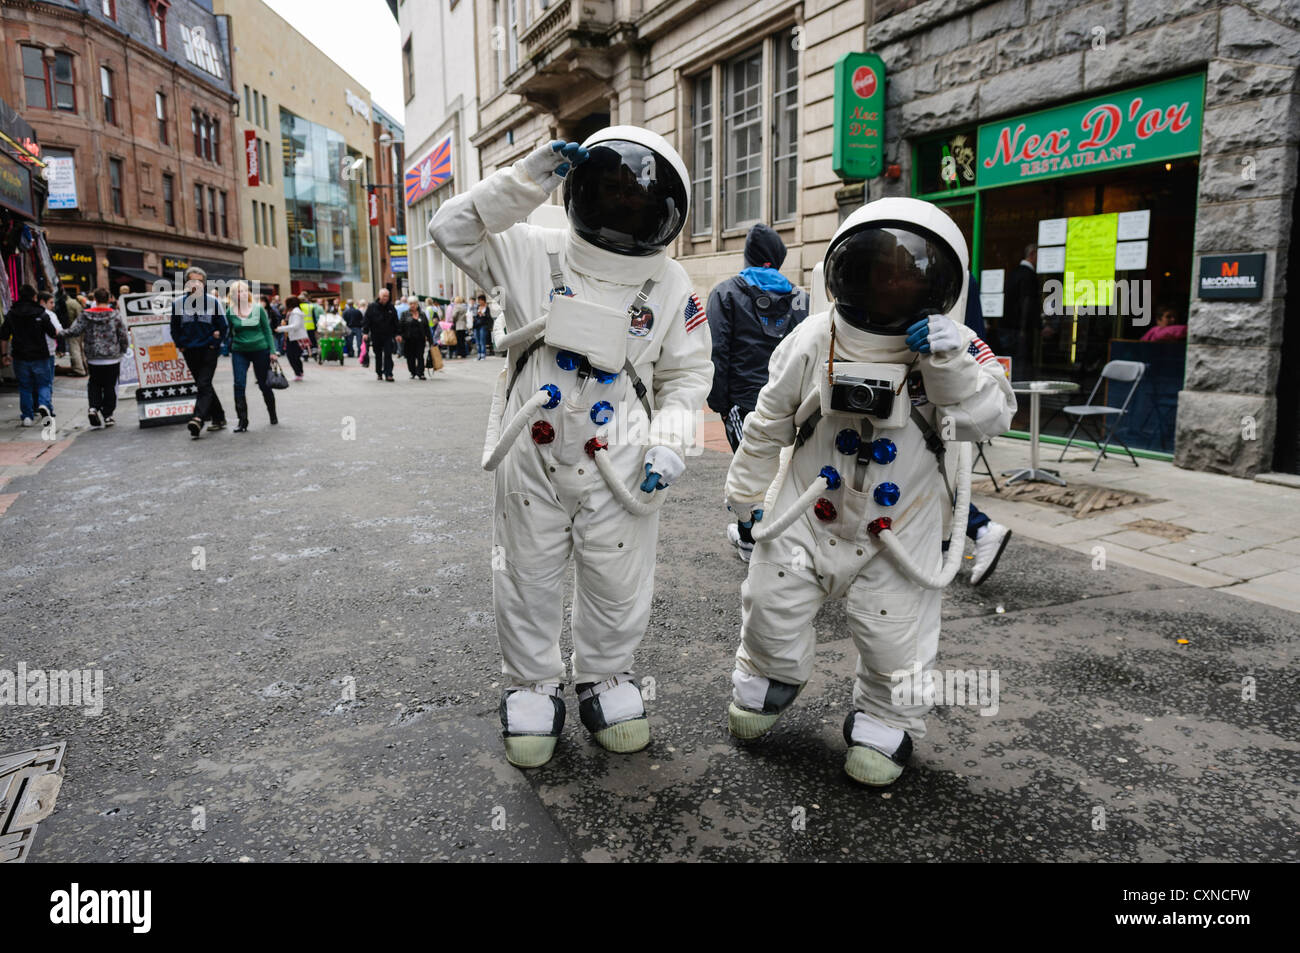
[1004,380,1081,486]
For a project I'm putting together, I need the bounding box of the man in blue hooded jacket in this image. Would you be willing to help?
[706,223,807,560]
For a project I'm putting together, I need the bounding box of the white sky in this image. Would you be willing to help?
[259,0,405,123]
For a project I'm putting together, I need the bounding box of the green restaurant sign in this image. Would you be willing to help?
[833,52,886,180]
[976,73,1205,189]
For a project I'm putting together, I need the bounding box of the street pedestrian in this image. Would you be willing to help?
[62,289,87,376]
[705,223,807,561]
[472,294,492,359]
[37,291,63,385]
[343,298,365,358]
[299,291,319,359]
[60,287,130,429]
[171,266,229,438]
[362,288,398,382]
[452,295,469,358]
[226,280,278,431]
[399,295,432,379]
[0,284,61,427]
[277,296,309,381]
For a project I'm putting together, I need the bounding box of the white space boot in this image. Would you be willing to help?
[842,711,913,786]
[500,683,565,768]
[576,675,649,754]
[728,670,801,740]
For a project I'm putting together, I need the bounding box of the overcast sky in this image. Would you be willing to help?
[260,0,405,123]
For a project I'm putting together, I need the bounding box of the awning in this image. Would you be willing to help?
[109,266,164,284]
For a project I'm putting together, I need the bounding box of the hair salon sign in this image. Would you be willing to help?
[976,73,1204,189]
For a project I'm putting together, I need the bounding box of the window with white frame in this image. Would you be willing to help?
[690,74,713,236]
[723,47,763,230]
[771,28,799,223]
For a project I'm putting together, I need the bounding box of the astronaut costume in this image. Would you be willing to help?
[724,197,1015,786]
[429,127,712,769]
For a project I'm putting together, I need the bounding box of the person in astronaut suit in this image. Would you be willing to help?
[428,127,712,769]
[723,196,1015,786]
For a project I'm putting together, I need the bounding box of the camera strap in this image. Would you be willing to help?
[910,407,954,504]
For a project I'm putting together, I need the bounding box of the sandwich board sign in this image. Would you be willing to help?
[118,291,197,427]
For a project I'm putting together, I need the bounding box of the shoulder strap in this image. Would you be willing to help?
[910,406,953,503]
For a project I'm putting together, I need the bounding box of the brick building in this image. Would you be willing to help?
[1,0,244,294]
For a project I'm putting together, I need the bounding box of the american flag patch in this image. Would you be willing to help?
[684,293,707,333]
[968,336,996,365]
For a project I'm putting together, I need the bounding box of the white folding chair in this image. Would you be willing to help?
[1058,360,1146,470]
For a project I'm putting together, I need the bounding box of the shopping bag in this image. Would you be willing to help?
[429,345,444,372]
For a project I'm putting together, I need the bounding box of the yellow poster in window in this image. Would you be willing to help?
[1063,212,1118,308]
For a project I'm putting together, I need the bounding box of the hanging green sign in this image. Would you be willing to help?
[976,72,1204,189]
[832,52,886,180]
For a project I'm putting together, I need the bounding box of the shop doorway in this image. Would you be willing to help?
[978,158,1198,453]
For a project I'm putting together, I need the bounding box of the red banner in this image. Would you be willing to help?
[368,189,379,226]
[244,129,259,187]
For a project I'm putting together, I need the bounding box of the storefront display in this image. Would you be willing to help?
[913,73,1206,455]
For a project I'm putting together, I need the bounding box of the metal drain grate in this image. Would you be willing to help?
[0,742,66,863]
[972,479,1161,518]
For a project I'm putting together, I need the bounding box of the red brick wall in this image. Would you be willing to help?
[1,2,244,283]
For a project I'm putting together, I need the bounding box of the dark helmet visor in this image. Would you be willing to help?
[563,140,687,256]
[825,222,963,333]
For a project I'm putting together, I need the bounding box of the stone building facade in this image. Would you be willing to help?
[419,0,1298,477]
[1,0,244,292]
[864,0,1300,476]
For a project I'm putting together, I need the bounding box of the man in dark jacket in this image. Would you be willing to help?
[171,266,229,438]
[999,243,1040,377]
[1,284,61,426]
[399,296,432,379]
[706,224,808,560]
[362,288,399,381]
[342,299,365,359]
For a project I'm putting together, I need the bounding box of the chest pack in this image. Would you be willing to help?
[503,245,655,421]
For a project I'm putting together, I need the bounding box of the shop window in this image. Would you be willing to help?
[723,47,762,229]
[162,173,175,226]
[108,158,124,215]
[771,28,799,223]
[195,184,204,232]
[23,46,76,112]
[915,130,979,196]
[690,73,713,236]
[100,66,115,125]
[156,92,168,143]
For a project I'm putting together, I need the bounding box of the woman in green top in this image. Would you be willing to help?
[226,281,278,432]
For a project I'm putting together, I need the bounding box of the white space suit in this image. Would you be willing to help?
[429,127,712,768]
[724,197,1015,786]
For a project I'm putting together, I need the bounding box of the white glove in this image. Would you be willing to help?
[905,314,963,355]
[520,140,590,194]
[726,498,764,526]
[641,446,685,492]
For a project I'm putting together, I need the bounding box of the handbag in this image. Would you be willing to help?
[441,328,458,347]
[429,345,444,372]
[266,358,289,390]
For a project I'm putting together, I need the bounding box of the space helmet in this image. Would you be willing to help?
[563,125,690,257]
[823,197,969,334]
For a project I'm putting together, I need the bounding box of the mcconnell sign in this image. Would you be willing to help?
[976,73,1204,189]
